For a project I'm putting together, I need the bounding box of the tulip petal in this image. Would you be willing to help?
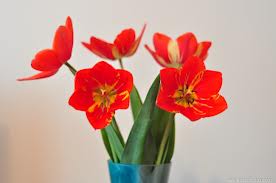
[65,16,73,43]
[82,37,116,60]
[196,95,228,117]
[86,108,113,129]
[89,61,117,85]
[180,56,206,86]
[177,33,198,64]
[153,33,171,64]
[194,70,222,98]
[160,67,180,94]
[195,41,211,60]
[31,49,61,71]
[156,87,182,113]
[69,90,94,111]
[110,70,133,111]
[17,70,58,81]
[52,17,73,63]
[74,68,99,91]
[180,107,202,121]
[114,28,135,56]
[125,24,147,57]
[111,93,130,111]
[116,69,133,93]
[145,45,169,67]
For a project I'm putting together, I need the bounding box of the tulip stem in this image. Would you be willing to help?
[118,59,124,70]
[65,62,77,75]
[155,113,175,165]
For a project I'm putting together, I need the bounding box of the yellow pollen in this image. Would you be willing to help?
[88,84,117,112]
[172,85,198,108]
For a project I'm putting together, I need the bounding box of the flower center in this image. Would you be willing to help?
[172,86,197,108]
[89,84,117,112]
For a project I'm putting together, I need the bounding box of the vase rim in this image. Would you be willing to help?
[108,160,172,167]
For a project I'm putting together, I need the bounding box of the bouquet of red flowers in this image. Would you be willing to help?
[18,16,227,182]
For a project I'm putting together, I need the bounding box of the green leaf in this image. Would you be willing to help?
[163,120,175,163]
[130,85,142,121]
[100,129,113,161]
[105,124,124,162]
[163,119,175,163]
[111,118,125,146]
[121,75,160,164]
[142,108,175,164]
[155,114,175,165]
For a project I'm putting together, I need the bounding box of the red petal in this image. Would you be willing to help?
[111,93,130,111]
[82,37,116,60]
[160,67,180,95]
[114,28,135,56]
[65,16,74,43]
[196,95,228,117]
[153,33,171,64]
[145,45,169,67]
[86,108,113,129]
[194,70,222,98]
[52,17,73,63]
[89,61,117,86]
[177,33,198,64]
[31,49,61,71]
[74,68,100,91]
[68,90,94,111]
[180,56,206,86]
[126,24,147,57]
[17,70,58,81]
[115,69,133,93]
[180,107,202,121]
[110,70,133,111]
[156,87,182,113]
[195,41,211,60]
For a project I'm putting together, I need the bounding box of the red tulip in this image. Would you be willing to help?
[157,56,227,121]
[69,61,133,129]
[82,25,146,60]
[18,16,73,81]
[145,32,211,68]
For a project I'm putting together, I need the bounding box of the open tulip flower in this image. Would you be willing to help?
[157,56,227,121]
[69,61,133,129]
[82,25,146,61]
[145,32,211,68]
[18,17,74,81]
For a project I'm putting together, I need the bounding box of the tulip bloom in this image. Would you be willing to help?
[145,32,211,68]
[82,25,146,60]
[157,56,227,121]
[18,16,73,81]
[69,61,133,129]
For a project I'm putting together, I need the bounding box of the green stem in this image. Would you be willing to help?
[101,129,114,161]
[65,62,77,75]
[118,58,124,70]
[155,113,175,165]
[111,118,125,146]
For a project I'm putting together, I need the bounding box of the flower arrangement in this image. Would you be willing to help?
[18,16,227,182]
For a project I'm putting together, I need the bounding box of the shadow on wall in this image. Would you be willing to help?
[0,123,10,183]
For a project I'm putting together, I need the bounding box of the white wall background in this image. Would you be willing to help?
[1,0,275,182]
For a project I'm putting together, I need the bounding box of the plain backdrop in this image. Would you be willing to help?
[1,0,275,182]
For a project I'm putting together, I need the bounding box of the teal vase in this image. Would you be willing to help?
[108,160,171,183]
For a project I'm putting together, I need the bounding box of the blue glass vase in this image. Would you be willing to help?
[108,160,171,183]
